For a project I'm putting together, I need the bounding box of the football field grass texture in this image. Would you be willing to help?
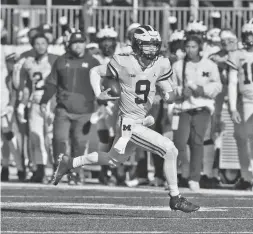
[1,182,253,234]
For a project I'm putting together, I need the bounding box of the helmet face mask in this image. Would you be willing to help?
[220,29,238,51]
[132,25,162,60]
[242,32,253,48]
[99,37,117,57]
[96,26,118,57]
[242,19,253,49]
[138,40,162,60]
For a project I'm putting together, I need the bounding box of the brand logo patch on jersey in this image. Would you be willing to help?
[123,124,131,131]
[130,74,136,78]
[82,63,88,68]
[202,72,209,77]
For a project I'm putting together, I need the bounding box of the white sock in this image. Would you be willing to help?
[72,152,98,168]
[163,156,180,197]
[203,144,215,178]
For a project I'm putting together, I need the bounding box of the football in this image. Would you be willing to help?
[101,77,121,97]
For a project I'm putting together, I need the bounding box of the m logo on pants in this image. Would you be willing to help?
[123,124,131,131]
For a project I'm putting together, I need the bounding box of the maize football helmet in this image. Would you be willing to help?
[132,25,162,60]
[97,26,118,57]
[220,29,238,51]
[242,18,253,48]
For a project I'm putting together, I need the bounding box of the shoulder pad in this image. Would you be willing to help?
[172,59,183,70]
[157,56,171,66]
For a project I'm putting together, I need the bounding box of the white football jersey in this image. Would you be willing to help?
[227,49,253,121]
[227,49,253,102]
[24,56,52,103]
[108,53,173,119]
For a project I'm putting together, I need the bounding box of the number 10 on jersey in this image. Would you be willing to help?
[243,62,253,85]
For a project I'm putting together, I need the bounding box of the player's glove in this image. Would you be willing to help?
[97,88,120,102]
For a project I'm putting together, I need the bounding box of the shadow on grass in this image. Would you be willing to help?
[1,208,162,218]
[1,208,83,216]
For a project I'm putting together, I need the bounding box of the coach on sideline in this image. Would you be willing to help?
[40,31,100,184]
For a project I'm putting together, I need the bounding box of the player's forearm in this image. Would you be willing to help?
[228,83,237,112]
[19,87,30,106]
[12,58,26,90]
[228,69,238,112]
[90,66,102,97]
[90,65,109,98]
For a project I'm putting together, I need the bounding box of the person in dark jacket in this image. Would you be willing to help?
[40,31,100,184]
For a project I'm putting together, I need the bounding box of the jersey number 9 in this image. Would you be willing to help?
[135,80,151,104]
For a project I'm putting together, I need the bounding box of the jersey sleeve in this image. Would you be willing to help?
[226,51,239,70]
[157,57,173,82]
[40,58,58,104]
[107,55,121,80]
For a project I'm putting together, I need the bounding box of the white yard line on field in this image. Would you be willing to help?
[2,216,253,220]
[1,195,253,200]
[2,231,253,234]
[2,201,250,212]
[1,182,253,196]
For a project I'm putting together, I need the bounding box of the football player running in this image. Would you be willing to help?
[52,25,200,213]
[227,19,253,190]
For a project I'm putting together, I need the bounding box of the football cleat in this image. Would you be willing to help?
[52,154,72,186]
[233,178,253,191]
[169,194,200,213]
[1,167,9,182]
[242,18,253,47]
